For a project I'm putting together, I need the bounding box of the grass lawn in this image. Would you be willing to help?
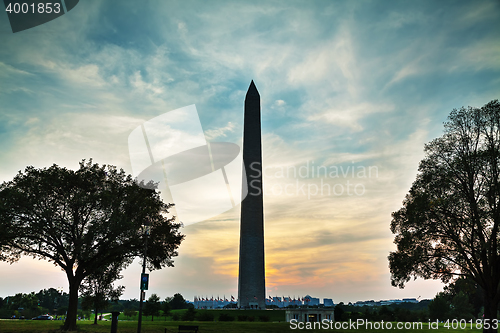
[0,313,486,333]
[111,309,286,322]
[0,320,296,333]
[0,320,486,333]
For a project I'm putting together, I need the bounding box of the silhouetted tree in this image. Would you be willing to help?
[162,298,171,319]
[181,307,196,321]
[378,306,395,321]
[123,308,136,320]
[169,293,188,309]
[444,277,484,317]
[7,293,40,319]
[0,160,184,331]
[451,291,475,320]
[389,100,500,332]
[143,294,161,321]
[429,293,451,321]
[80,261,125,324]
[334,303,344,321]
[36,288,69,315]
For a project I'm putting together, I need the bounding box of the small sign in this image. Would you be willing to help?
[140,273,149,290]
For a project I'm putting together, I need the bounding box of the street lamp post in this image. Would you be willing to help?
[137,220,150,333]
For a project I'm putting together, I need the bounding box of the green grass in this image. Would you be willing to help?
[0,316,485,333]
[0,320,294,333]
[187,308,285,321]
[117,309,285,322]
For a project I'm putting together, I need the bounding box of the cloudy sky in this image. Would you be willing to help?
[0,0,499,303]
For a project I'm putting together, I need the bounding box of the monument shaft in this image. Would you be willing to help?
[238,81,266,309]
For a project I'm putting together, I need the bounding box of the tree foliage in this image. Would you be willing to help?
[450,291,475,320]
[143,294,161,321]
[35,288,69,314]
[333,304,344,321]
[0,160,184,330]
[181,307,196,321]
[162,298,171,319]
[169,293,189,309]
[6,293,40,319]
[123,308,137,319]
[428,293,450,321]
[443,277,484,317]
[80,261,125,324]
[389,100,500,330]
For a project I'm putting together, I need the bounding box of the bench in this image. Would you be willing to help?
[178,325,199,333]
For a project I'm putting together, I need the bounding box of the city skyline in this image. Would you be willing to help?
[0,0,499,304]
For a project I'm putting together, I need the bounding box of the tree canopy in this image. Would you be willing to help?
[36,288,69,315]
[0,160,184,330]
[389,100,500,330]
[162,297,171,319]
[80,260,125,325]
[143,293,161,321]
[169,293,190,309]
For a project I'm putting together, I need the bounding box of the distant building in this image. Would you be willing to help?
[379,299,408,306]
[402,298,418,303]
[194,293,338,309]
[354,300,377,307]
[286,309,334,323]
[309,299,320,306]
[289,298,303,306]
[193,297,232,309]
[193,295,419,309]
[304,295,320,306]
[323,298,334,307]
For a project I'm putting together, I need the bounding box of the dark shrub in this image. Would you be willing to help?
[259,315,270,322]
[181,308,196,321]
[237,315,248,321]
[247,316,255,322]
[196,311,214,321]
[218,313,234,322]
[172,313,180,321]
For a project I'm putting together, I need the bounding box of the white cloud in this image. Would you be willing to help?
[204,122,235,141]
[386,57,424,86]
[0,113,146,183]
[0,0,497,303]
[130,70,164,95]
[61,64,106,88]
[307,102,395,132]
[0,61,33,77]
[455,40,500,72]
[287,29,356,94]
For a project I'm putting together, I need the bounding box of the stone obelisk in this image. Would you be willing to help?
[238,81,266,309]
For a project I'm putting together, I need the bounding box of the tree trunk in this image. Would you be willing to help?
[62,277,80,331]
[483,291,498,333]
[93,305,98,325]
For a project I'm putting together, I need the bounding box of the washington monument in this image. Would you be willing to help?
[238,81,266,309]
